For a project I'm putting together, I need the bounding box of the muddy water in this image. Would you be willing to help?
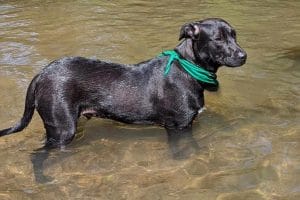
[0,0,299,199]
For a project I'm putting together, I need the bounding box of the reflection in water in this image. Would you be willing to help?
[0,0,299,199]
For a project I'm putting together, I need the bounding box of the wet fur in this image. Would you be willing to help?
[0,18,247,147]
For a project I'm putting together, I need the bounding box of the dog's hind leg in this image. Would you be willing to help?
[37,104,79,148]
[32,105,78,183]
[44,122,76,148]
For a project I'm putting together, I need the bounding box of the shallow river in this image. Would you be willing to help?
[0,1,299,199]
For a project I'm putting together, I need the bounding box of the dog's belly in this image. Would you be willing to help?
[80,103,154,124]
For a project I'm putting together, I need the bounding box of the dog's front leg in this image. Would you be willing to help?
[166,127,200,159]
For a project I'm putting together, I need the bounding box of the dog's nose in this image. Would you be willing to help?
[238,51,247,60]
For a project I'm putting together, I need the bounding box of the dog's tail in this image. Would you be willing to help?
[0,75,39,136]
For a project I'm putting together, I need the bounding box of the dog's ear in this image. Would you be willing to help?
[179,23,201,41]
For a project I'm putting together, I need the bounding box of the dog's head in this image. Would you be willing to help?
[179,18,247,71]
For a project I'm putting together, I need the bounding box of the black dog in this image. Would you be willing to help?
[0,18,246,147]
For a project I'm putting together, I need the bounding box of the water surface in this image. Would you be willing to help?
[0,0,299,199]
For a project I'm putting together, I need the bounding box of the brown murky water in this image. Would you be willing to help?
[0,0,299,199]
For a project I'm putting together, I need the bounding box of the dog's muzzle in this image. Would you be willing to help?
[225,49,247,67]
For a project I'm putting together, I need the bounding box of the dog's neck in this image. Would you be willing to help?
[174,39,196,63]
[174,39,220,73]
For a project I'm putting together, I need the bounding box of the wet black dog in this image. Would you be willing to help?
[0,18,246,148]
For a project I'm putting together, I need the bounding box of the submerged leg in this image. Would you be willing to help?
[31,105,78,183]
[31,146,53,183]
[31,144,75,183]
[166,127,201,159]
[37,102,78,147]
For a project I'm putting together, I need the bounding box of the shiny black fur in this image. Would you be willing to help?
[0,18,246,147]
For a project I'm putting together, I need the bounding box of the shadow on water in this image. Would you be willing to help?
[30,119,205,184]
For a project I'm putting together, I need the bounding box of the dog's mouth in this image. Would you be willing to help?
[223,56,247,67]
[213,46,247,68]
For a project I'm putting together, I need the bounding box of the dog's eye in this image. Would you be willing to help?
[231,30,236,38]
[216,29,226,41]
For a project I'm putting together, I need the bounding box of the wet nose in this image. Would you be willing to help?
[238,51,247,60]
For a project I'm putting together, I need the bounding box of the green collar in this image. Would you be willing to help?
[159,50,219,87]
